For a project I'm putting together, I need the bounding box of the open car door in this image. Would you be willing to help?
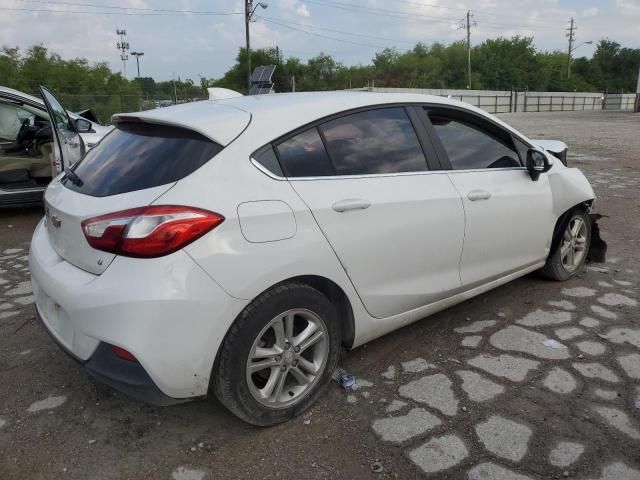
[38,86,85,176]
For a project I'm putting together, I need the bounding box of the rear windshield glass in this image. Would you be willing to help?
[62,122,223,197]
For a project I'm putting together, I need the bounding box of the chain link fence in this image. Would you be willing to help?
[57,94,143,124]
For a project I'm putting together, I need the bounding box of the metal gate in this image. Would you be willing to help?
[603,94,623,110]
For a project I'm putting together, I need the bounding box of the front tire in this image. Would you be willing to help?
[540,209,591,281]
[212,283,341,426]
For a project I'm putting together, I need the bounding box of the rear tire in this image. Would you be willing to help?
[212,283,341,426]
[540,209,591,281]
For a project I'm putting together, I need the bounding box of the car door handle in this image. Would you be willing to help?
[332,198,371,212]
[467,190,492,201]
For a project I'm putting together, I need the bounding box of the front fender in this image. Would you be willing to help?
[548,167,595,218]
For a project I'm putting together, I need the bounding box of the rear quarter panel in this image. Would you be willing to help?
[154,133,372,343]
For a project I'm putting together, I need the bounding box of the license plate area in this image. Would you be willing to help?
[33,279,74,350]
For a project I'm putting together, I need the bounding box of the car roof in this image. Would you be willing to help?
[0,86,46,107]
[0,85,84,121]
[115,91,527,147]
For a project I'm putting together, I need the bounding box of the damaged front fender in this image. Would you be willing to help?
[546,166,606,263]
[548,167,595,219]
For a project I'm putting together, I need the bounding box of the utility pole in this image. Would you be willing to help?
[459,11,476,89]
[116,29,130,77]
[172,72,177,105]
[244,1,268,92]
[636,64,640,112]
[131,51,144,78]
[245,1,251,92]
[566,18,576,78]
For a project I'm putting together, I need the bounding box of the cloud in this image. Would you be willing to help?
[615,0,640,14]
[296,4,311,17]
[1,0,639,81]
[277,0,298,10]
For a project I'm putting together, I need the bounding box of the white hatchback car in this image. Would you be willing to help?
[30,91,599,425]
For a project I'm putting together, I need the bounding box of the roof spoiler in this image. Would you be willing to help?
[208,88,244,101]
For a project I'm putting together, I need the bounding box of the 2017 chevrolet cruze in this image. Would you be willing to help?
[30,90,597,425]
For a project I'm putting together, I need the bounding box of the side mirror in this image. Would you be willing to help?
[526,149,551,181]
[75,118,93,133]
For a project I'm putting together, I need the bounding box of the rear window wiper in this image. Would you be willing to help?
[64,167,83,187]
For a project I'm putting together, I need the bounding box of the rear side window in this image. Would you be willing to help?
[253,145,284,177]
[275,127,334,177]
[320,108,427,175]
[63,122,222,197]
[427,112,521,170]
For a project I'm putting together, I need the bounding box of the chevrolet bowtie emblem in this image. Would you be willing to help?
[47,208,62,228]
[50,215,62,228]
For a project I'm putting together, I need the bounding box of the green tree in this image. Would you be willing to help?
[473,36,540,90]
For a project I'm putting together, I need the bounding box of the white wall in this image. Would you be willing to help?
[361,87,637,113]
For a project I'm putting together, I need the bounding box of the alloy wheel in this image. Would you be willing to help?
[246,309,329,408]
[560,215,587,272]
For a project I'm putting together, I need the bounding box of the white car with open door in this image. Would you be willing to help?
[29,91,601,425]
[0,86,111,207]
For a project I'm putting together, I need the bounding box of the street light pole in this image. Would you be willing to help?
[567,40,593,79]
[131,51,144,77]
[116,29,129,77]
[244,1,268,92]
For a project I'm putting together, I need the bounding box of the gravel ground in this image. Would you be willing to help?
[0,110,639,480]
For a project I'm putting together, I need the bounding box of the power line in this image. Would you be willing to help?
[10,0,560,30]
[259,16,420,45]
[18,0,240,13]
[383,0,554,24]
[302,0,459,24]
[473,15,558,30]
[258,17,389,49]
[2,4,243,16]
[304,0,559,31]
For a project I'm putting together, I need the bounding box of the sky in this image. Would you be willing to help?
[0,0,639,81]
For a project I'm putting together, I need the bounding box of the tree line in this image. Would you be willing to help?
[214,37,639,94]
[1,37,638,123]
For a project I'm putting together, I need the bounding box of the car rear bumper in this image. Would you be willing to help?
[36,307,187,406]
[29,218,248,401]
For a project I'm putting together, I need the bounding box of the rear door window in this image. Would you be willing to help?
[275,127,334,177]
[319,107,427,175]
[63,122,222,197]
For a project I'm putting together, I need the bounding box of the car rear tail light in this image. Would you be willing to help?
[111,344,138,362]
[82,205,224,258]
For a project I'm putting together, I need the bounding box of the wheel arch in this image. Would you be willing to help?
[210,273,357,397]
[229,275,356,350]
[275,275,356,349]
[549,200,593,257]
